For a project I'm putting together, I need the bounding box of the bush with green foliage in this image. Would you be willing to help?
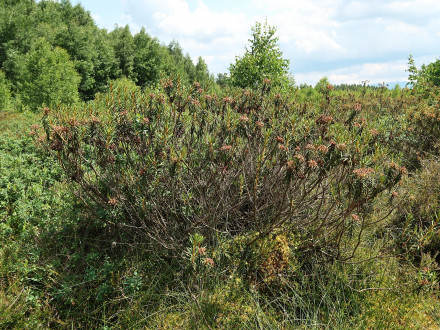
[35,76,406,261]
[228,21,292,90]
[18,38,80,111]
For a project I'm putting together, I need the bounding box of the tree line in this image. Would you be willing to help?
[0,0,213,110]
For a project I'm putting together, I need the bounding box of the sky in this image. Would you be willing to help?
[71,0,440,86]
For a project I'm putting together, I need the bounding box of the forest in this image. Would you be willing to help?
[1,0,440,328]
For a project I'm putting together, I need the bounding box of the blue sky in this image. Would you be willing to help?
[71,0,440,85]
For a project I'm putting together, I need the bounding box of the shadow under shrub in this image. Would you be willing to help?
[35,76,405,259]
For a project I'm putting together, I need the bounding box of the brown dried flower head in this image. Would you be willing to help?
[352,168,375,179]
[223,96,233,104]
[295,154,306,163]
[220,145,232,152]
[316,115,334,124]
[317,145,328,153]
[239,115,249,123]
[204,258,214,267]
[191,99,201,107]
[308,160,318,168]
[286,160,295,170]
[369,128,379,136]
[336,143,347,151]
[305,144,316,151]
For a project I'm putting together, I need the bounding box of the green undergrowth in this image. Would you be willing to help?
[1,80,440,328]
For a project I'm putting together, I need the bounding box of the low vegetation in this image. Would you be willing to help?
[1,0,439,328]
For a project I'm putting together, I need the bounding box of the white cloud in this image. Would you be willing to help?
[295,55,439,85]
[122,0,252,73]
[114,0,440,82]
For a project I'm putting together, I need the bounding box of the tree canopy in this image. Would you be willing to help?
[228,21,292,89]
[0,0,214,110]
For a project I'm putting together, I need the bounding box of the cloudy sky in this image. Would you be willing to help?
[72,0,440,85]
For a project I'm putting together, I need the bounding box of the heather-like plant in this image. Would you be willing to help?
[36,77,405,259]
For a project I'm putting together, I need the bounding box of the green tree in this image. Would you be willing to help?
[228,21,292,89]
[421,59,440,87]
[133,28,163,87]
[0,70,11,111]
[110,25,135,80]
[194,56,212,85]
[21,38,80,110]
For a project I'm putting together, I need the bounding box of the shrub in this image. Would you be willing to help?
[20,38,80,111]
[36,76,404,259]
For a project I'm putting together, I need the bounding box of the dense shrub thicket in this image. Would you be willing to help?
[0,77,438,328]
[35,77,410,260]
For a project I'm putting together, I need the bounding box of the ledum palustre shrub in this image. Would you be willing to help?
[34,77,405,259]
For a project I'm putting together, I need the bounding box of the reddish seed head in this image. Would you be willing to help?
[351,214,360,221]
[295,154,305,163]
[191,99,201,107]
[286,160,295,169]
[352,168,374,179]
[239,115,249,123]
[278,144,287,151]
[223,96,233,104]
[369,128,379,136]
[305,144,315,151]
[317,145,328,153]
[336,143,346,151]
[308,160,318,168]
[220,145,232,152]
[204,258,214,266]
